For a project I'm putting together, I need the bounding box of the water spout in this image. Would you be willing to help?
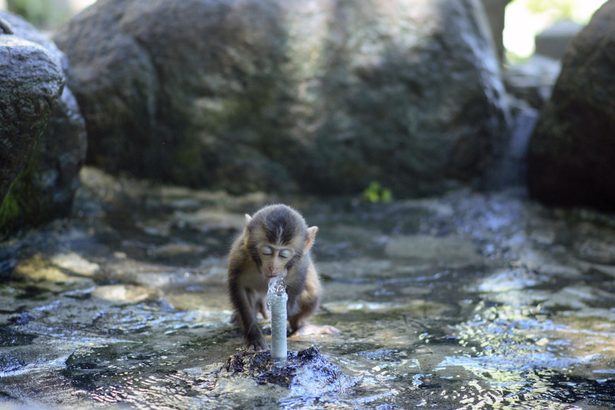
[267,276,288,366]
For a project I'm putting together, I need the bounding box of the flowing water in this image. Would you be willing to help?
[1,167,615,409]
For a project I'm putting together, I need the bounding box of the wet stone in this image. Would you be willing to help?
[355,348,405,362]
[385,235,482,268]
[7,312,34,326]
[14,255,71,283]
[50,252,100,276]
[92,285,159,305]
[0,258,16,279]
[573,238,615,265]
[0,327,36,347]
[0,354,26,373]
[475,267,546,293]
[224,347,344,389]
[63,345,161,391]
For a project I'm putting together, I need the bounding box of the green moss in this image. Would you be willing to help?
[0,191,20,227]
[179,77,289,191]
[171,138,206,185]
[0,152,42,237]
[362,181,393,204]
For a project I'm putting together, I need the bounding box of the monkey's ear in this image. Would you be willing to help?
[244,214,252,224]
[305,226,319,252]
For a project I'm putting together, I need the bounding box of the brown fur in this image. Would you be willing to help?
[227,204,321,349]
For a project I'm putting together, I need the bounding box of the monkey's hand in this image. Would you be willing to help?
[247,331,268,351]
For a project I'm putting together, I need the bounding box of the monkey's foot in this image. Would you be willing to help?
[247,341,268,352]
[247,333,268,352]
[292,324,340,337]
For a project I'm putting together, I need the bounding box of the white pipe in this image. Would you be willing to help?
[267,276,287,366]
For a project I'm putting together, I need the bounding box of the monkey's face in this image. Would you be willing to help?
[257,244,296,279]
[243,206,317,281]
[251,243,295,280]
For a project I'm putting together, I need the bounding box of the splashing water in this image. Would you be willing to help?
[267,275,286,306]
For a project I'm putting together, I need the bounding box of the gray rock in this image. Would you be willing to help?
[385,234,482,268]
[528,1,615,211]
[0,11,86,236]
[92,284,160,305]
[55,0,509,197]
[535,20,583,60]
[480,0,512,63]
[573,237,615,265]
[0,20,63,225]
[504,55,561,110]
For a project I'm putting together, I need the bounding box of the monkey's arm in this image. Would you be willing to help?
[287,259,320,333]
[228,265,266,350]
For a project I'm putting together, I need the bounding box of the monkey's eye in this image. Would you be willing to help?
[279,249,292,259]
[261,246,273,255]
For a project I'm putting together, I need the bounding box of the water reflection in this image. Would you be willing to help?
[0,169,614,408]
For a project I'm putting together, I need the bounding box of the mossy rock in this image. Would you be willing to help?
[55,0,508,197]
[0,11,86,237]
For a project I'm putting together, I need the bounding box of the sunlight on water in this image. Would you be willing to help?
[1,176,615,408]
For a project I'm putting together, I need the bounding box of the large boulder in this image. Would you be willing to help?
[528,1,615,211]
[56,0,508,196]
[0,12,86,236]
[480,0,511,63]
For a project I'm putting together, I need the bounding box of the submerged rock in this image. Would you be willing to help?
[50,252,100,276]
[0,327,37,347]
[573,237,615,266]
[92,284,160,304]
[528,2,615,211]
[385,234,481,268]
[224,347,343,389]
[0,11,86,237]
[475,267,545,293]
[55,0,508,197]
[0,354,26,373]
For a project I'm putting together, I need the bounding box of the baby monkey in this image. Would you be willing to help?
[227,204,328,350]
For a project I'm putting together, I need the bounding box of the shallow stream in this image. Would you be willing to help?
[1,168,614,409]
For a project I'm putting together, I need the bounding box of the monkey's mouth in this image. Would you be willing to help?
[264,272,285,279]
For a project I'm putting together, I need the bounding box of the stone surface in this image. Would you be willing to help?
[92,284,160,304]
[385,234,482,268]
[535,20,583,60]
[480,0,511,62]
[0,17,62,225]
[0,11,86,236]
[528,1,615,211]
[504,55,561,110]
[50,252,100,276]
[224,347,343,388]
[55,0,509,196]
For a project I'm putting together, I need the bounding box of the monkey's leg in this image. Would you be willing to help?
[256,296,269,320]
[289,291,339,336]
[231,290,266,323]
[229,281,266,350]
[288,289,318,334]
